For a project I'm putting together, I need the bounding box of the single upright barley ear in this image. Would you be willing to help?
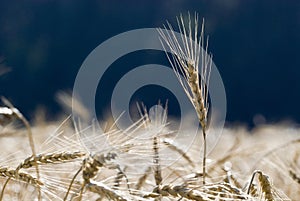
[157,13,211,130]
[158,12,212,185]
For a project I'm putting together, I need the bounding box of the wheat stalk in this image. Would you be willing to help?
[0,166,43,186]
[86,180,128,201]
[153,136,162,187]
[144,184,208,200]
[64,166,83,201]
[70,152,121,200]
[83,152,118,183]
[146,183,248,200]
[78,155,107,200]
[158,13,211,185]
[13,152,85,201]
[1,97,41,200]
[16,151,85,170]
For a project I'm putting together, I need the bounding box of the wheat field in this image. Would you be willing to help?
[0,109,299,200]
[0,13,299,201]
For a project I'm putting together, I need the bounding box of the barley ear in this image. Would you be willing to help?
[16,151,86,170]
[158,13,211,185]
[86,180,128,201]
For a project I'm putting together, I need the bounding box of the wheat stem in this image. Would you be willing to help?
[158,13,211,185]
[64,166,83,201]
[202,129,207,185]
[153,136,162,186]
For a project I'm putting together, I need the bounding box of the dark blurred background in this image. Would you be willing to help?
[0,0,299,127]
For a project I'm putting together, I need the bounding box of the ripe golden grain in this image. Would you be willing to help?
[0,166,43,186]
[17,151,86,170]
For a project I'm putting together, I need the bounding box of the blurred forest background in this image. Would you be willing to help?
[0,0,299,128]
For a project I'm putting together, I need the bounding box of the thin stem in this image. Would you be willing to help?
[153,136,162,186]
[202,128,206,185]
[0,178,11,201]
[64,167,82,201]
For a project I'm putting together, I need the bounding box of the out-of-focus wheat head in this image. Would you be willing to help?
[0,58,11,77]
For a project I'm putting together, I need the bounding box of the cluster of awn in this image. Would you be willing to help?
[0,13,299,201]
